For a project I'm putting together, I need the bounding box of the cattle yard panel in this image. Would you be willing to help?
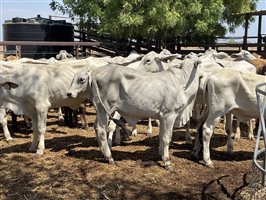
[74,29,266,57]
[248,83,266,199]
[0,37,265,59]
[0,41,101,59]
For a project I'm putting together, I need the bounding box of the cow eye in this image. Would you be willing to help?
[146,59,151,64]
[79,78,85,83]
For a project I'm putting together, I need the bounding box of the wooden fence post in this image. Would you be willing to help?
[243,14,250,50]
[16,45,21,58]
[257,14,262,53]
[75,45,79,59]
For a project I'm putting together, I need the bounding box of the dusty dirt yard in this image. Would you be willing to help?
[0,106,264,200]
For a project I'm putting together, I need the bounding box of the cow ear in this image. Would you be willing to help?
[3,82,19,89]
[194,59,201,68]
[87,71,92,86]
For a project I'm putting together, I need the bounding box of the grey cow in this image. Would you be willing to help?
[0,63,91,154]
[193,68,266,168]
[67,59,202,170]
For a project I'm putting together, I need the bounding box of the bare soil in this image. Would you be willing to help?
[0,106,264,200]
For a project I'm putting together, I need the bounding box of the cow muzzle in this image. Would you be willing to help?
[67,92,73,98]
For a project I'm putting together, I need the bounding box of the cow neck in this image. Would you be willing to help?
[167,61,197,91]
[180,61,196,84]
[183,65,198,91]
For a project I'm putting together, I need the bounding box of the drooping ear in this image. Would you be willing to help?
[194,59,202,68]
[154,58,165,71]
[2,82,19,89]
[0,76,19,89]
[87,71,92,86]
[159,54,182,62]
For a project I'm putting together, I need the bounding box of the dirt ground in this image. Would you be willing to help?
[0,106,265,200]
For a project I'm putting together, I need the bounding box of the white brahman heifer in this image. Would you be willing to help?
[0,61,99,154]
[107,50,184,147]
[67,58,202,170]
[192,68,266,168]
[0,54,112,140]
[190,49,257,142]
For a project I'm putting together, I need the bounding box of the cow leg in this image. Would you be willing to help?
[192,103,201,121]
[0,113,12,141]
[202,121,215,168]
[192,122,203,159]
[23,115,31,130]
[248,119,254,140]
[108,124,121,148]
[79,107,89,129]
[64,107,73,127]
[79,103,88,129]
[107,111,121,147]
[225,113,234,155]
[95,106,114,164]
[185,121,192,144]
[29,108,48,155]
[131,124,138,136]
[107,120,116,148]
[72,110,78,126]
[233,118,241,141]
[11,112,18,132]
[35,109,48,155]
[57,107,64,122]
[154,119,160,126]
[159,113,176,170]
[29,117,39,152]
[147,118,153,137]
[114,126,121,145]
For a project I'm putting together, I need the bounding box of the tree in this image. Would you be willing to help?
[50,0,258,41]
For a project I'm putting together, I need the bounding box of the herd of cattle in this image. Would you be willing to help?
[1,48,266,170]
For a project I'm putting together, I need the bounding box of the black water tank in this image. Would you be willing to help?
[3,15,74,59]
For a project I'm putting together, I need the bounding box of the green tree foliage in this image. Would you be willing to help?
[50,0,257,40]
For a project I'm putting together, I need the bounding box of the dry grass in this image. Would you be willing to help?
[0,106,263,200]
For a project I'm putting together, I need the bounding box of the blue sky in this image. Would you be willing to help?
[0,0,265,41]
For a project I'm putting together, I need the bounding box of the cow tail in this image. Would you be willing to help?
[196,78,209,126]
[91,75,131,134]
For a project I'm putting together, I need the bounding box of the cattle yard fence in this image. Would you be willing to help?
[247,82,266,199]
[0,34,266,59]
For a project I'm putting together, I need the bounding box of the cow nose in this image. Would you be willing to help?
[67,92,72,97]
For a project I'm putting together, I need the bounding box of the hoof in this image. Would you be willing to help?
[29,146,37,152]
[165,165,174,172]
[113,140,121,146]
[146,131,152,138]
[108,158,116,165]
[206,163,215,168]
[82,124,89,130]
[131,132,137,137]
[190,152,200,160]
[6,137,13,142]
[36,149,44,155]
[58,116,64,122]
[226,150,234,156]
[249,136,254,141]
